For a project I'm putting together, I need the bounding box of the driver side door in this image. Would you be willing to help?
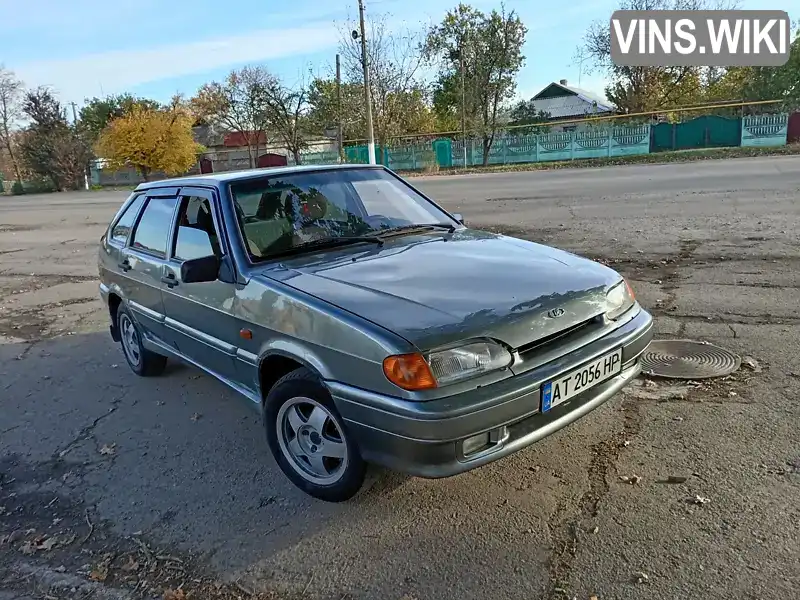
[160,188,240,384]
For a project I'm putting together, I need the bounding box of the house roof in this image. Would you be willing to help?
[530,81,616,119]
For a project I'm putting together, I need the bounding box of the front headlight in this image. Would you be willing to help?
[606,279,636,320]
[427,340,513,386]
[383,340,512,390]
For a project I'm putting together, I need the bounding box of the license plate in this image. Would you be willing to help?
[542,348,622,412]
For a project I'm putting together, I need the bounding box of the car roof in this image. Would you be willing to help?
[133,163,387,192]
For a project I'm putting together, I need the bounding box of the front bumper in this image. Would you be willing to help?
[328,307,654,478]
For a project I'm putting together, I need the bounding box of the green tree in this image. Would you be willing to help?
[79,94,161,144]
[19,87,91,191]
[507,100,551,134]
[581,0,739,114]
[306,77,365,142]
[425,3,527,165]
[740,28,800,105]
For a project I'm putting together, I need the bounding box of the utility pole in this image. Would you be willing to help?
[69,101,89,190]
[336,53,344,163]
[450,36,467,169]
[460,37,467,169]
[357,0,376,164]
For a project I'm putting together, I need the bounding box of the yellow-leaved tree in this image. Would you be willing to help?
[96,102,203,181]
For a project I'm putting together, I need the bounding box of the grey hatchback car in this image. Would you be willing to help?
[98,164,653,502]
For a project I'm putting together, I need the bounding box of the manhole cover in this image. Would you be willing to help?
[640,339,741,379]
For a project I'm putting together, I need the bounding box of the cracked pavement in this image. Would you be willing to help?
[2,156,799,600]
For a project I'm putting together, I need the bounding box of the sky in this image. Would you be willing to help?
[2,0,798,112]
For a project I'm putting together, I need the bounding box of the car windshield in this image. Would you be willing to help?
[229,168,457,261]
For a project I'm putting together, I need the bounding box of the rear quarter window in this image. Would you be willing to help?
[109,195,145,245]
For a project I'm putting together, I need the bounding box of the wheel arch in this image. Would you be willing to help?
[107,292,123,342]
[257,349,327,405]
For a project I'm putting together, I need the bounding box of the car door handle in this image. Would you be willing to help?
[160,273,179,288]
[118,259,131,272]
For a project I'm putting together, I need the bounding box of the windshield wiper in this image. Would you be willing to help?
[260,235,385,260]
[373,223,456,237]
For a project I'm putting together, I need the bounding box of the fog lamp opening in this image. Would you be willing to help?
[462,432,490,456]
[462,426,509,458]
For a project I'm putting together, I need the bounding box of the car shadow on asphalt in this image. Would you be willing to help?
[1,332,433,568]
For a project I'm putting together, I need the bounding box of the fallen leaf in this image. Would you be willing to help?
[37,536,59,551]
[164,589,187,600]
[120,555,139,572]
[590,596,599,600]
[742,356,761,372]
[689,495,711,505]
[90,553,115,582]
[633,571,649,584]
[90,567,108,582]
[20,541,36,555]
[99,444,116,456]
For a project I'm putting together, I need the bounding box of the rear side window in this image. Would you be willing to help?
[110,195,145,244]
[130,196,179,257]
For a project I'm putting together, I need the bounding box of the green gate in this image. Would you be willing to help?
[651,115,741,152]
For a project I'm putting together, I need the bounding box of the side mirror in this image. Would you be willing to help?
[452,213,465,225]
[181,254,220,283]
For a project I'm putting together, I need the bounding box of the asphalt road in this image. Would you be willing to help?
[2,156,799,600]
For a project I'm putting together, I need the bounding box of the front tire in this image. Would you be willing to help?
[116,305,167,377]
[264,368,366,502]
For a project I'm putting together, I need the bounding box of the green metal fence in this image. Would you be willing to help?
[82,112,792,187]
[741,114,789,147]
[298,124,652,171]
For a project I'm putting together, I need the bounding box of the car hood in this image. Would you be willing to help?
[256,229,621,350]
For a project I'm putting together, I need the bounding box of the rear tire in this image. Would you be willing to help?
[116,304,167,377]
[263,367,366,502]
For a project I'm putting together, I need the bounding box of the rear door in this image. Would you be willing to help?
[160,188,240,383]
[120,191,181,345]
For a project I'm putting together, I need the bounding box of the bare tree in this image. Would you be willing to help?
[191,65,271,168]
[263,73,311,165]
[0,66,24,183]
[339,14,432,159]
